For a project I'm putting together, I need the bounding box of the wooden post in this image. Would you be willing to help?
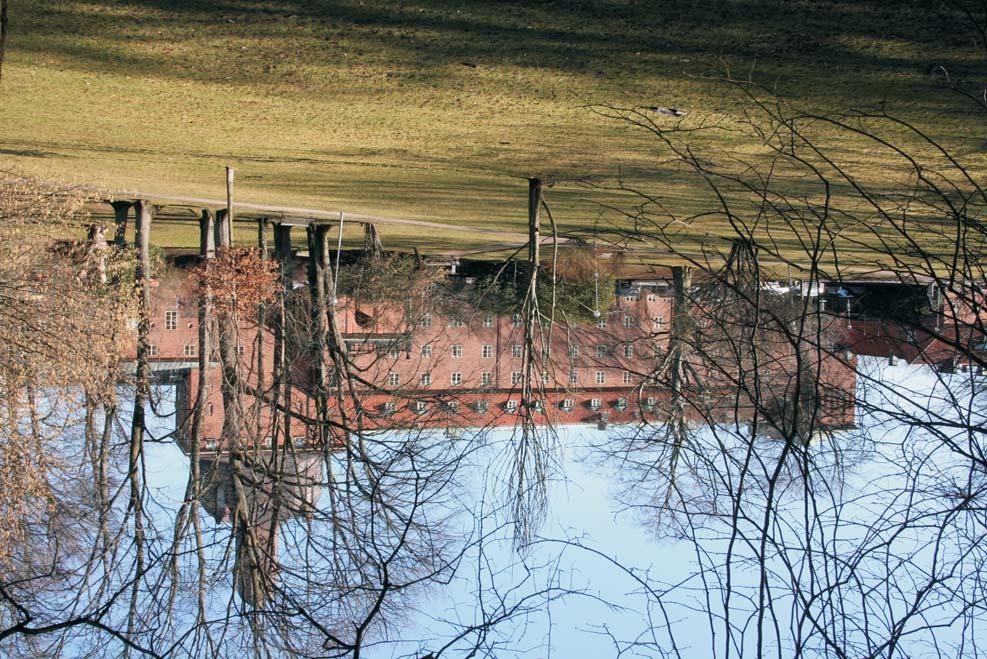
[110,201,132,246]
[258,217,269,260]
[226,166,235,226]
[215,209,232,249]
[274,224,292,263]
[199,209,216,259]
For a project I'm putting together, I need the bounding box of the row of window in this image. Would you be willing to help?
[413,343,650,360]
[388,369,639,387]
[147,344,248,358]
[419,312,663,330]
[388,396,660,415]
[165,306,663,335]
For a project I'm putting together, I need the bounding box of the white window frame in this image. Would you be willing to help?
[388,372,401,387]
[511,313,522,327]
[483,313,494,327]
[597,345,608,358]
[420,373,431,386]
[452,344,463,358]
[165,310,178,330]
[481,371,492,386]
[623,371,633,384]
[623,345,634,359]
[511,371,523,385]
[569,370,578,385]
[421,313,433,328]
[421,344,433,358]
[183,344,196,358]
[595,371,606,384]
[512,344,523,358]
[451,372,463,386]
[482,344,493,358]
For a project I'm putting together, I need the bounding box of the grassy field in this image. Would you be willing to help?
[1,1,984,266]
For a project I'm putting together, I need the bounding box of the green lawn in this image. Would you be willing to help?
[2,1,984,267]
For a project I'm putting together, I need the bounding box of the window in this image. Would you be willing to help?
[451,372,462,386]
[624,314,636,328]
[653,316,664,329]
[389,346,401,358]
[511,313,522,327]
[183,344,196,357]
[451,318,465,328]
[511,371,523,385]
[561,398,574,411]
[624,294,636,302]
[595,371,606,384]
[596,317,607,329]
[415,401,428,414]
[623,345,634,359]
[481,371,493,386]
[647,294,657,302]
[421,313,433,328]
[569,345,580,358]
[483,313,494,327]
[589,398,602,410]
[238,344,245,357]
[506,400,518,413]
[388,372,401,387]
[383,401,396,415]
[597,345,609,358]
[645,396,656,409]
[165,310,178,330]
[148,344,159,357]
[207,402,214,416]
[420,373,431,386]
[482,344,493,358]
[452,344,463,358]
[540,370,549,384]
[512,344,523,358]
[421,344,432,358]
[569,370,578,385]
[623,371,633,384]
[475,400,489,413]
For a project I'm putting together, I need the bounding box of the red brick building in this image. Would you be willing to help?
[142,268,858,454]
